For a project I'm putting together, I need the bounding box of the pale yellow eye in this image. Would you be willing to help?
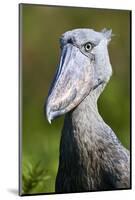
[84,42,92,52]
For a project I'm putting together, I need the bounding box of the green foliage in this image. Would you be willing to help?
[22,160,51,194]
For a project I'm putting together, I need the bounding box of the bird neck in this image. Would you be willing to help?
[59,86,113,179]
[62,84,111,152]
[57,84,129,192]
[70,84,106,132]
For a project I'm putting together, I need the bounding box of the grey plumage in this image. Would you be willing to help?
[45,28,130,193]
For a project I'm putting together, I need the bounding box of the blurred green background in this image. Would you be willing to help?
[20,4,130,195]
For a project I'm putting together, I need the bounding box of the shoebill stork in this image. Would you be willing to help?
[45,28,130,193]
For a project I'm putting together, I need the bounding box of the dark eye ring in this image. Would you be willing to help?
[84,42,92,52]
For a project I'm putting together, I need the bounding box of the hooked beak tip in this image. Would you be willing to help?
[46,104,53,124]
[48,117,52,124]
[46,111,52,124]
[46,102,66,123]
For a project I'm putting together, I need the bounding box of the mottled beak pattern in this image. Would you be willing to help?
[46,43,94,123]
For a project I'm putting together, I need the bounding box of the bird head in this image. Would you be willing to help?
[46,28,112,123]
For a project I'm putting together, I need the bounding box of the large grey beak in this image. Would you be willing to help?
[46,44,94,123]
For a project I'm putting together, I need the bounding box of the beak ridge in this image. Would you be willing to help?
[46,43,93,122]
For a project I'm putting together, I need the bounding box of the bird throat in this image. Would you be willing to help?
[57,87,111,191]
[60,86,107,164]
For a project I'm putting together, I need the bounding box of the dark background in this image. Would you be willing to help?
[21,4,131,194]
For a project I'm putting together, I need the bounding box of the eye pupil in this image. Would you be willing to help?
[85,42,92,52]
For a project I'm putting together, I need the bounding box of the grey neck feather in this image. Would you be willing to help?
[60,83,117,162]
[62,83,111,148]
[59,81,129,168]
[56,83,130,192]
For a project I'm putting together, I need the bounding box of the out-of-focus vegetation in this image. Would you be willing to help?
[22,160,51,194]
[20,4,130,195]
